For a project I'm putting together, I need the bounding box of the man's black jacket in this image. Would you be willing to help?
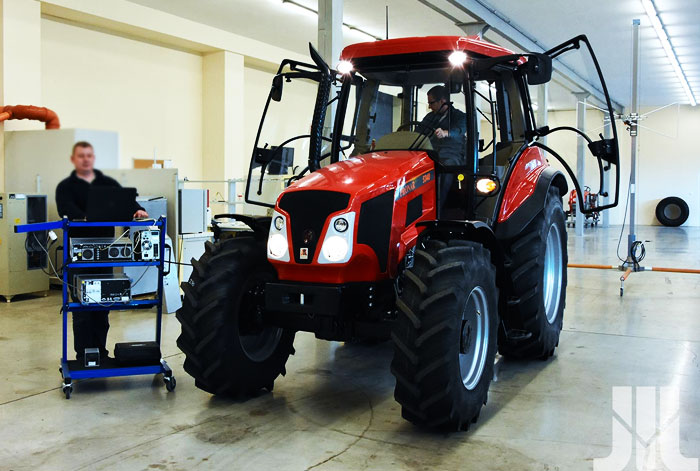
[56,169,142,237]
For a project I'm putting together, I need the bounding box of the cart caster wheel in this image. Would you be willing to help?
[63,384,73,399]
[164,376,176,392]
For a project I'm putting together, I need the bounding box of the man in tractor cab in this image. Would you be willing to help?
[420,85,467,165]
[419,85,467,203]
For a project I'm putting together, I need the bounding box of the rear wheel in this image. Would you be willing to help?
[176,237,295,396]
[391,240,498,430]
[499,186,567,359]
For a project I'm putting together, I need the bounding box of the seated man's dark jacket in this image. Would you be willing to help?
[56,169,142,237]
[420,106,467,166]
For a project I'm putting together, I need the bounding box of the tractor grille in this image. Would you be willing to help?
[279,190,350,264]
[357,191,394,273]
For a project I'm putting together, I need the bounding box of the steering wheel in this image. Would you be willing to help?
[397,120,438,136]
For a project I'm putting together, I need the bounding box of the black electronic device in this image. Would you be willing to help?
[74,274,131,304]
[253,146,294,175]
[70,237,133,262]
[114,341,161,366]
[84,348,100,367]
[86,187,138,222]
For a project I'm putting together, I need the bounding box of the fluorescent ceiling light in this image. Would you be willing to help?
[641,0,697,106]
[281,0,381,41]
[280,0,317,18]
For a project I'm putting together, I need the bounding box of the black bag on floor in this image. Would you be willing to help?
[114,341,161,366]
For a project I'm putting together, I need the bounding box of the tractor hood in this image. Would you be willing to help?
[269,150,437,283]
[283,150,434,200]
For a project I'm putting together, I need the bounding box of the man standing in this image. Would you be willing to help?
[56,141,147,360]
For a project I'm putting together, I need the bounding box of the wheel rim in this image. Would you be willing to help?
[543,223,563,324]
[238,277,283,362]
[664,204,681,220]
[459,286,490,390]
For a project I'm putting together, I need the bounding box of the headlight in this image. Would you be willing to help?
[337,60,353,74]
[274,216,284,230]
[333,218,348,232]
[322,236,349,262]
[448,50,468,66]
[476,177,499,195]
[268,233,288,259]
[318,212,355,264]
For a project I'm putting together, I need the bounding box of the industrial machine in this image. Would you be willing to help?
[69,237,133,262]
[0,193,49,301]
[132,228,160,261]
[176,35,620,430]
[74,274,131,304]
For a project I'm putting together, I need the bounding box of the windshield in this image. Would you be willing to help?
[245,60,335,207]
[337,64,526,180]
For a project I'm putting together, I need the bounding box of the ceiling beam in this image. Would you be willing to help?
[426,0,624,112]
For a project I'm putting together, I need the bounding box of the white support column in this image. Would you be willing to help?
[318,0,342,135]
[202,51,245,184]
[574,92,589,237]
[318,0,342,66]
[536,83,548,146]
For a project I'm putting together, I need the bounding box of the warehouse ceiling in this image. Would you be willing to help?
[127,0,700,111]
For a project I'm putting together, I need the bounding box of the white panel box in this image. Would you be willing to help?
[178,189,208,234]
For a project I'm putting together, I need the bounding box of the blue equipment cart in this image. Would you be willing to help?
[14,217,175,398]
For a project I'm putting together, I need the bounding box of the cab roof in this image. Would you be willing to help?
[340,35,516,61]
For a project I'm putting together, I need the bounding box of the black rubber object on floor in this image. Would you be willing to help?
[655,197,689,227]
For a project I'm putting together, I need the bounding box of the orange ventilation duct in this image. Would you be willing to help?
[0,105,60,129]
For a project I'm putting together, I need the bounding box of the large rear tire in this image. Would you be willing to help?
[391,240,498,430]
[499,186,567,359]
[176,237,295,396]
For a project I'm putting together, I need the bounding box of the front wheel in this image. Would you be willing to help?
[391,240,498,430]
[176,238,295,396]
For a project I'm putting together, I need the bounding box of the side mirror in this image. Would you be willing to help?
[271,74,284,102]
[524,54,552,85]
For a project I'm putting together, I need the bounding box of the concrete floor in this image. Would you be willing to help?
[1,225,698,471]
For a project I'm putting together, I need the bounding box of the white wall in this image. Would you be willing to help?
[40,18,203,179]
[546,105,700,226]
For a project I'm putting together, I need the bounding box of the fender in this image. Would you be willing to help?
[416,219,508,304]
[416,219,504,273]
[493,167,567,240]
[212,213,271,242]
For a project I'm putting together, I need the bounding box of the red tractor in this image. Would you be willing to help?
[176,35,620,430]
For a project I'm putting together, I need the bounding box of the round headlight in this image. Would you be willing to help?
[268,233,288,259]
[333,218,348,233]
[274,216,284,231]
[337,60,353,74]
[322,236,349,262]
